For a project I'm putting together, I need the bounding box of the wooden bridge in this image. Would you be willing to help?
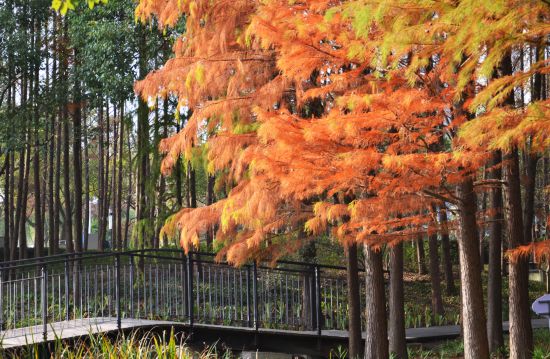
[0,250,547,355]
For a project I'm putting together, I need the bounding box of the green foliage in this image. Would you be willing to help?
[52,0,107,15]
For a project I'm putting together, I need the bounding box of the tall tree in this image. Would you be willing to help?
[364,246,389,359]
[389,242,407,359]
[346,243,362,359]
[487,152,504,354]
[72,48,83,253]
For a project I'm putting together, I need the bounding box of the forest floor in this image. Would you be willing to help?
[408,329,550,358]
[400,268,547,327]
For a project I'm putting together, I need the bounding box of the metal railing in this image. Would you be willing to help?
[0,249,365,341]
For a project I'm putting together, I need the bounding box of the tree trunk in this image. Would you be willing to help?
[63,115,73,254]
[487,151,504,354]
[523,46,541,245]
[346,243,362,359]
[102,102,111,248]
[499,50,533,359]
[98,102,105,251]
[19,142,31,259]
[32,15,44,258]
[439,207,456,295]
[112,109,119,249]
[206,174,215,249]
[53,102,62,255]
[504,149,533,359]
[363,245,388,359]
[48,99,56,255]
[299,239,316,329]
[3,154,10,261]
[389,242,407,359]
[124,120,133,249]
[116,103,124,250]
[61,18,73,255]
[9,151,16,261]
[189,162,197,208]
[456,178,489,359]
[416,236,427,275]
[83,106,90,251]
[13,149,24,260]
[428,230,444,317]
[72,52,83,253]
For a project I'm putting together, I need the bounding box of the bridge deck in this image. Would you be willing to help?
[1,318,547,349]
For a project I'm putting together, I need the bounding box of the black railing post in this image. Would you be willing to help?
[41,265,48,342]
[314,265,321,336]
[246,265,251,327]
[115,253,121,330]
[187,253,194,326]
[64,256,70,321]
[181,251,188,318]
[0,265,3,331]
[252,261,258,330]
[129,254,134,318]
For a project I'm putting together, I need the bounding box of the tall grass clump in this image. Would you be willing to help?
[0,328,227,359]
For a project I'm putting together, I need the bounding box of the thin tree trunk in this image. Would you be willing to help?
[456,178,489,359]
[428,230,444,317]
[389,242,407,359]
[9,151,16,261]
[487,151,504,354]
[48,101,56,255]
[174,109,184,208]
[19,141,31,259]
[53,102,62,254]
[346,243,362,359]
[111,109,119,249]
[116,103,124,250]
[61,18,73,255]
[189,162,197,208]
[500,50,533,359]
[83,106,89,251]
[63,114,73,254]
[523,46,542,245]
[98,102,104,251]
[72,51,83,253]
[103,102,111,248]
[32,14,44,258]
[136,25,150,251]
[124,120,133,249]
[363,245,389,359]
[3,154,10,261]
[13,149,25,260]
[416,236,427,275]
[206,174,215,249]
[504,149,533,359]
[439,207,456,295]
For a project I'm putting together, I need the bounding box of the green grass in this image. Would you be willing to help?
[0,328,230,359]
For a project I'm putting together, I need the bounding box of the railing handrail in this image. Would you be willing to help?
[0,248,361,273]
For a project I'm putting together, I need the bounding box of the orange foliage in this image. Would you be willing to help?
[136,0,549,264]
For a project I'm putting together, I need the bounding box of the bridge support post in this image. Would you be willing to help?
[115,254,121,331]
